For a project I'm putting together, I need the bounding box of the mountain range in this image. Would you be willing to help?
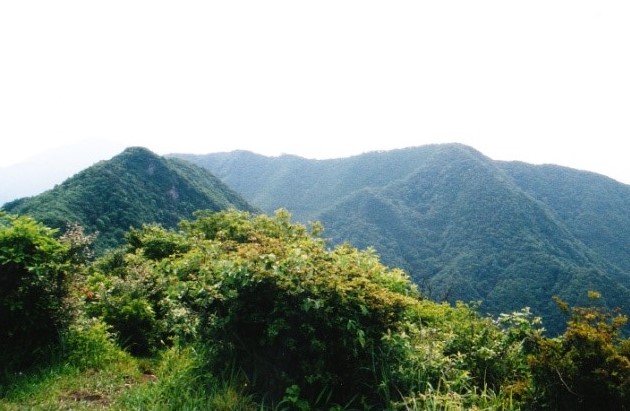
[3,143,629,333]
[174,144,630,333]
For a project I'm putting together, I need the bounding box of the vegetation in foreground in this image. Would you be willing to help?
[1,210,629,410]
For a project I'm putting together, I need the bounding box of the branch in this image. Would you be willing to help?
[555,367,578,397]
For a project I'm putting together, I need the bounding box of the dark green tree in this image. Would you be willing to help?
[529,295,630,410]
[0,212,74,369]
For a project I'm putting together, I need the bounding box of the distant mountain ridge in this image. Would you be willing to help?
[173,144,630,333]
[3,147,256,252]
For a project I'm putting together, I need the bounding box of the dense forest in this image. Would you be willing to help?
[1,210,629,409]
[175,144,630,334]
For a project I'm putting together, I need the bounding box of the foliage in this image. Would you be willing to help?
[85,252,169,355]
[63,317,127,370]
[528,296,630,410]
[85,210,423,406]
[81,209,551,409]
[0,212,74,369]
[3,210,630,410]
[379,303,544,410]
[59,222,98,265]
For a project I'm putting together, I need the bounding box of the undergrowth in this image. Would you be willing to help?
[2,211,629,410]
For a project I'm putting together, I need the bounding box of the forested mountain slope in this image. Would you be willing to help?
[173,147,444,222]
[174,144,630,333]
[498,162,630,281]
[3,147,256,252]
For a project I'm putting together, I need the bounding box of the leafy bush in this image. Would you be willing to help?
[83,210,557,408]
[80,210,630,409]
[0,212,74,369]
[86,252,168,355]
[86,211,549,409]
[126,223,191,260]
[6,209,630,410]
[441,305,542,393]
[382,303,543,410]
[63,317,126,369]
[85,210,425,406]
[528,296,630,410]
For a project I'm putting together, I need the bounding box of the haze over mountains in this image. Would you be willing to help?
[0,140,126,206]
[175,144,630,333]
[2,143,629,333]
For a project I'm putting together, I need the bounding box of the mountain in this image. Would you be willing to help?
[497,161,630,281]
[0,140,126,206]
[3,147,256,253]
[173,144,630,333]
[173,148,446,222]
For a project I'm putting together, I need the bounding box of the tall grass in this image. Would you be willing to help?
[0,316,251,410]
[117,346,258,411]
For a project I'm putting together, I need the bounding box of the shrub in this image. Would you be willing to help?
[180,210,425,407]
[63,317,126,369]
[87,210,424,407]
[0,213,73,369]
[529,296,630,410]
[85,253,167,355]
[85,210,545,409]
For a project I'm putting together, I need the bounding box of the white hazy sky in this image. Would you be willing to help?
[1,1,629,184]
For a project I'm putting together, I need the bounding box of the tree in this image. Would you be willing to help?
[529,295,630,410]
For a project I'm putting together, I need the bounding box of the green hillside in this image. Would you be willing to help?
[498,162,630,281]
[174,144,630,334]
[3,147,256,253]
[173,146,441,222]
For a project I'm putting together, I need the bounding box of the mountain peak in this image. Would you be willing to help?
[119,146,160,158]
[2,149,256,253]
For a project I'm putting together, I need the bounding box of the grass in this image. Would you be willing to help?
[1,348,526,410]
[1,358,142,410]
[0,316,525,410]
[0,344,260,411]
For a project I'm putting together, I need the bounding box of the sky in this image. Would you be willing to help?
[1,1,629,184]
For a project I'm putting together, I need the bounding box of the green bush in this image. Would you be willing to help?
[0,212,73,369]
[6,210,630,410]
[181,210,426,407]
[86,210,425,407]
[63,317,126,369]
[441,305,542,393]
[83,210,550,409]
[126,223,191,261]
[86,253,167,355]
[529,296,630,410]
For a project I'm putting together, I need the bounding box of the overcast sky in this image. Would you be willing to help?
[1,1,629,184]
